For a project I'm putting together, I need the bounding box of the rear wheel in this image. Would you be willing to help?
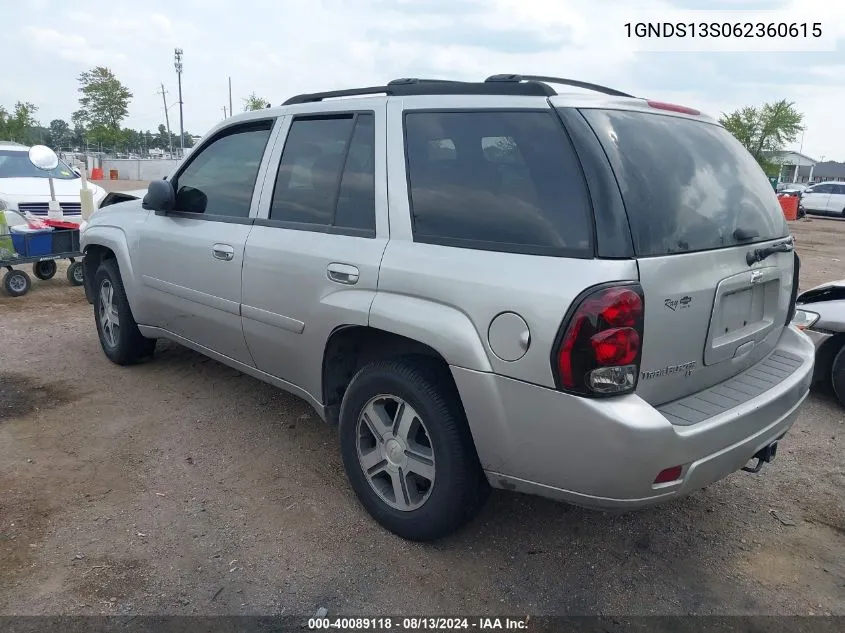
[67,261,84,286]
[830,345,845,408]
[32,260,57,280]
[93,259,155,365]
[2,269,31,297]
[338,357,489,541]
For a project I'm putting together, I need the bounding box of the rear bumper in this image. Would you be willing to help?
[452,326,814,510]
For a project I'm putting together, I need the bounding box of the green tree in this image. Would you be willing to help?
[155,123,172,150]
[180,131,195,149]
[243,92,270,111]
[719,100,804,175]
[74,66,133,133]
[48,119,73,150]
[1,101,39,142]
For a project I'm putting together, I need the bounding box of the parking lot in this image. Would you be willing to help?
[1,211,843,616]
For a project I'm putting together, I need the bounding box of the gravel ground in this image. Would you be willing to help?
[0,217,844,617]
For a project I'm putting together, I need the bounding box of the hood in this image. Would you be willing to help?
[0,177,105,202]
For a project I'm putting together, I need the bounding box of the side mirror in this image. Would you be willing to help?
[142,179,176,213]
[72,167,82,177]
[28,145,59,171]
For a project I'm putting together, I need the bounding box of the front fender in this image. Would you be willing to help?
[368,293,493,372]
[81,225,144,319]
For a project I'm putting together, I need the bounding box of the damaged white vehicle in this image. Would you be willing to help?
[793,279,845,405]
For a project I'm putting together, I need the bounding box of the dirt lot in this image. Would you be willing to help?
[1,216,844,617]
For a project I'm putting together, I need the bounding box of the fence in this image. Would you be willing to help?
[98,159,183,181]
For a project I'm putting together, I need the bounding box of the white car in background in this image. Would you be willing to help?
[0,141,107,222]
[799,181,845,218]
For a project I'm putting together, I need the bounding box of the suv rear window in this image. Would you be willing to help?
[581,109,789,257]
[404,110,593,257]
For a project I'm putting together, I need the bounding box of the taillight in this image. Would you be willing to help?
[646,100,701,116]
[785,252,801,327]
[553,284,645,396]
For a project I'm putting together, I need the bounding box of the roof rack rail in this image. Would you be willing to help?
[283,86,392,105]
[283,77,556,105]
[485,74,635,98]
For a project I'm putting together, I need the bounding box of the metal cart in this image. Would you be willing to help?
[1,224,84,297]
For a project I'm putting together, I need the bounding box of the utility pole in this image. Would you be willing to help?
[228,77,233,119]
[174,48,184,158]
[157,83,174,158]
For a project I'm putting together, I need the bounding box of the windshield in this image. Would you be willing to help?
[0,150,79,180]
[580,109,789,257]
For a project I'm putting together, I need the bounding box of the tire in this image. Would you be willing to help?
[338,357,489,541]
[830,345,845,408]
[32,260,57,280]
[2,269,31,297]
[67,261,84,286]
[93,259,155,365]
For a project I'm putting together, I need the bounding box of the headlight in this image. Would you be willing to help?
[792,308,820,330]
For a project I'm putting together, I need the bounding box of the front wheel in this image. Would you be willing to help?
[2,269,31,297]
[93,259,155,365]
[338,357,489,541]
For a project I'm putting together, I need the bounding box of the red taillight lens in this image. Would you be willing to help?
[646,100,701,116]
[555,284,644,395]
[591,328,640,365]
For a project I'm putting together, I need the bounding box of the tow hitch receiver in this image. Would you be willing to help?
[742,442,778,474]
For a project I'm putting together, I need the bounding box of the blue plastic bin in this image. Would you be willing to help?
[10,228,53,257]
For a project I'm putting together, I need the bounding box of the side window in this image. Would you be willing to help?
[833,184,845,195]
[172,121,273,218]
[404,111,593,256]
[269,113,376,234]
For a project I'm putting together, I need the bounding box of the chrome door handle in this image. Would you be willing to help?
[327,262,359,285]
[212,243,235,261]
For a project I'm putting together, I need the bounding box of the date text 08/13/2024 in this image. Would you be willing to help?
[307,616,531,630]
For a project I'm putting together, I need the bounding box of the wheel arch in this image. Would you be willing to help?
[82,227,141,315]
[321,325,459,425]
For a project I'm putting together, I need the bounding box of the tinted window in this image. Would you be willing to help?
[270,114,375,233]
[173,122,272,218]
[404,111,593,256]
[335,114,376,231]
[581,109,788,257]
[834,184,845,195]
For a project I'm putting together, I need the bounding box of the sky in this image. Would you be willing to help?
[3,0,845,160]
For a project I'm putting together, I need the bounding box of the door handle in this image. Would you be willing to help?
[212,243,235,261]
[327,262,359,285]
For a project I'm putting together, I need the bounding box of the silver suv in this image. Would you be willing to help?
[80,75,815,541]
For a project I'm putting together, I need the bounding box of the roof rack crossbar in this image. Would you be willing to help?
[485,74,635,98]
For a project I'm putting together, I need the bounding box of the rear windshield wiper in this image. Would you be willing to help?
[733,227,759,241]
[746,238,794,266]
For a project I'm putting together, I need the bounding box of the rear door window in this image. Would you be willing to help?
[580,109,789,257]
[403,110,593,257]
